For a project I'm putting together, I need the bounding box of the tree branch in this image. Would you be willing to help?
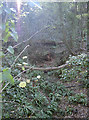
[13,25,49,49]
[0,63,68,93]
[26,63,68,71]
[11,45,29,69]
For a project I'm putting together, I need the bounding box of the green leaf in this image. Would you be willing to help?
[9,74,14,85]
[6,21,9,26]
[47,111,52,115]
[3,33,11,42]
[7,46,14,54]
[5,27,9,33]
[3,68,11,73]
[26,106,35,113]
[2,68,14,85]
[10,20,15,27]
[0,51,5,58]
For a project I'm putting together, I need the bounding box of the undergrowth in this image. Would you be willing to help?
[2,53,88,118]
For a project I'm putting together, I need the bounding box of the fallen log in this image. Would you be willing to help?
[21,63,68,71]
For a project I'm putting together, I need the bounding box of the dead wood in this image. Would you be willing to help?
[19,63,68,71]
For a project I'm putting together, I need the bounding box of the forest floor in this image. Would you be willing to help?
[37,59,88,118]
[2,53,88,119]
[60,80,88,118]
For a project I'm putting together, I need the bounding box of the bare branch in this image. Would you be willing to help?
[28,63,68,71]
[11,45,29,69]
[14,68,30,79]
[13,25,49,49]
[0,63,68,93]
[0,82,9,93]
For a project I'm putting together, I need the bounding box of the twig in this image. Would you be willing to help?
[13,25,49,49]
[4,25,49,56]
[0,82,9,93]
[11,45,29,69]
[14,68,30,79]
[65,84,84,88]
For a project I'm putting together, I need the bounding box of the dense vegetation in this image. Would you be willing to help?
[0,1,88,119]
[2,53,88,118]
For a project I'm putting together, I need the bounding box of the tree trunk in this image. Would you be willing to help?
[58,3,76,56]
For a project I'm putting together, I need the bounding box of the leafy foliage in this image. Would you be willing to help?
[54,53,88,88]
[7,46,14,54]
[68,93,87,106]
[2,68,14,85]
[1,1,88,119]
[2,53,88,118]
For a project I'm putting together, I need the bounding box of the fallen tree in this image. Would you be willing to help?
[23,63,68,71]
